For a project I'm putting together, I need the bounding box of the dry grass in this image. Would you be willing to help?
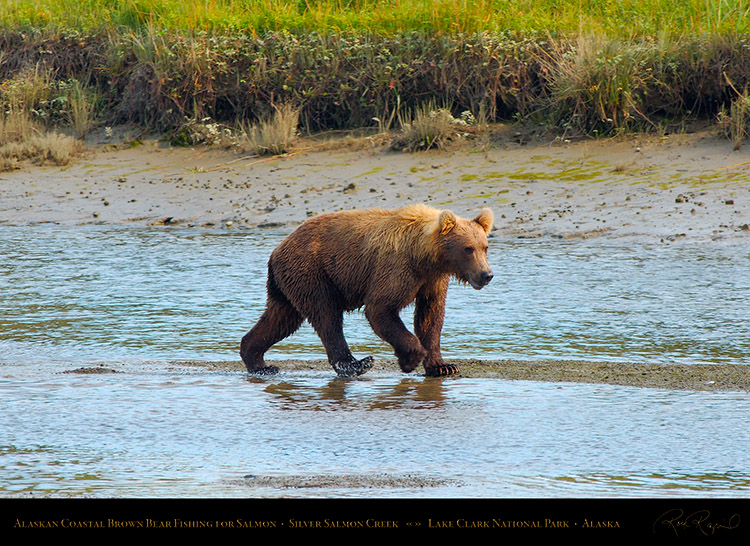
[28,132,85,165]
[0,64,89,169]
[240,103,300,156]
[0,110,38,143]
[0,133,85,171]
[0,111,84,171]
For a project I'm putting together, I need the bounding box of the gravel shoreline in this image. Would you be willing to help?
[176,358,750,392]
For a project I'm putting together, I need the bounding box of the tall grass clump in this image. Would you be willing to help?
[241,103,300,156]
[392,101,471,151]
[0,63,99,134]
[0,65,62,124]
[717,77,750,150]
[538,35,661,135]
[0,111,38,170]
[0,111,84,170]
[66,79,98,138]
[0,110,38,144]
[728,94,750,149]
[27,132,85,165]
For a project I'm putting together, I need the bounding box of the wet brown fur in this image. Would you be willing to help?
[240,204,494,377]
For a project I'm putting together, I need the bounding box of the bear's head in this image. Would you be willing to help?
[436,208,494,289]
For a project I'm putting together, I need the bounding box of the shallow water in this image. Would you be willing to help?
[3,362,750,498]
[2,225,749,366]
[1,226,749,498]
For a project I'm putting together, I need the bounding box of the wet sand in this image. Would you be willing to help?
[1,126,749,243]
[173,358,750,392]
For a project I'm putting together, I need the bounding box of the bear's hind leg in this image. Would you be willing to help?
[240,295,303,375]
[308,309,372,378]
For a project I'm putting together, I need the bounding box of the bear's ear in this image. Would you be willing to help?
[438,210,457,235]
[473,208,494,234]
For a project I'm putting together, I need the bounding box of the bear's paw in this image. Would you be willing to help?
[249,365,280,376]
[332,356,374,378]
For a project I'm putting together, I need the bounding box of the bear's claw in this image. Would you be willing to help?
[424,364,460,377]
[332,356,374,378]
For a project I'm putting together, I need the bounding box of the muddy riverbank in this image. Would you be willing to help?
[1,126,749,244]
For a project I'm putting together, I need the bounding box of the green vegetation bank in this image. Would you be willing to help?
[2,0,750,155]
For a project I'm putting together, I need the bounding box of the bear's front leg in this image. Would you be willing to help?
[414,278,460,377]
[365,305,427,373]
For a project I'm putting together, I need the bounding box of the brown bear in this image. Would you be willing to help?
[240,204,494,377]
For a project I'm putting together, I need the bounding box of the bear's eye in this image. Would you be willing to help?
[464,247,474,254]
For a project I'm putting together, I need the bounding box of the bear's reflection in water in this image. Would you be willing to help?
[260,377,450,410]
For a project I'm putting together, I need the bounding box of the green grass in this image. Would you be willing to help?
[2,0,750,36]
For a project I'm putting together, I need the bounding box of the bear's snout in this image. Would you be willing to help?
[469,269,493,290]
